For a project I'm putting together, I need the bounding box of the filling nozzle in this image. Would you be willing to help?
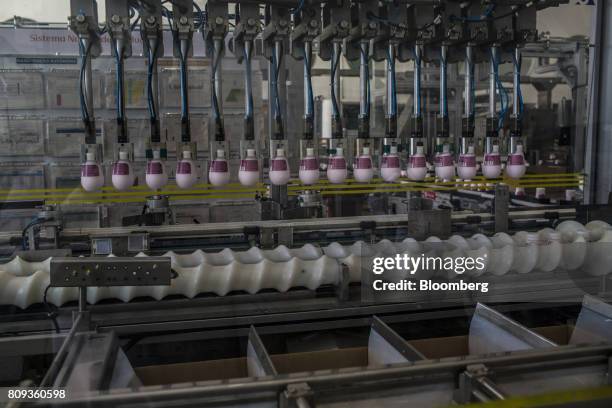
[436,45,449,144]
[243,39,255,141]
[462,44,475,141]
[271,39,285,140]
[385,43,397,139]
[510,47,523,140]
[300,39,317,185]
[211,37,225,141]
[435,45,450,158]
[303,40,315,139]
[330,40,343,139]
[112,37,128,144]
[145,35,162,149]
[239,37,257,178]
[507,48,527,180]
[485,45,499,154]
[178,36,192,143]
[410,43,424,156]
[358,41,370,139]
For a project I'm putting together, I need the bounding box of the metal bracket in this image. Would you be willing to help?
[105,0,132,58]
[344,1,379,61]
[280,382,314,408]
[233,3,261,61]
[203,1,226,41]
[139,0,164,54]
[172,0,196,45]
[69,0,102,57]
[290,4,321,59]
[260,227,275,249]
[407,208,451,240]
[455,364,506,404]
[91,233,149,256]
[317,0,351,61]
[494,184,510,233]
[262,5,290,58]
[336,263,350,302]
[278,226,294,247]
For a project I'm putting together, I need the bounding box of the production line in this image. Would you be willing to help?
[1,0,612,406]
[77,0,532,192]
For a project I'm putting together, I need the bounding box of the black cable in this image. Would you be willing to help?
[271,44,283,120]
[488,5,529,22]
[192,1,204,30]
[114,45,126,127]
[21,218,45,250]
[450,3,530,24]
[210,42,223,121]
[138,204,149,227]
[43,284,61,334]
[330,44,341,117]
[146,40,160,123]
[367,11,438,34]
[177,43,189,121]
[130,15,141,32]
[304,46,314,119]
[366,12,403,30]
[78,40,94,123]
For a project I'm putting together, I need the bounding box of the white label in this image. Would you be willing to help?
[0,72,45,109]
[0,118,45,155]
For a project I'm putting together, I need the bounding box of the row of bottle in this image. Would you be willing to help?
[81,144,527,192]
[81,149,231,192]
[427,144,527,181]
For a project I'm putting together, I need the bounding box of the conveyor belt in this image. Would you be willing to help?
[1,220,609,309]
[0,173,584,205]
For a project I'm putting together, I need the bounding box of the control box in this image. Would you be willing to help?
[50,257,172,287]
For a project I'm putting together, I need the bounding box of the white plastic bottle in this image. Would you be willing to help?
[434,144,455,181]
[299,147,320,185]
[269,148,291,186]
[81,152,105,192]
[457,145,478,180]
[145,150,168,190]
[327,147,348,184]
[406,145,428,181]
[482,144,502,179]
[380,145,401,182]
[353,146,374,183]
[209,149,231,186]
[238,148,260,187]
[506,144,527,179]
[176,150,198,189]
[111,151,134,191]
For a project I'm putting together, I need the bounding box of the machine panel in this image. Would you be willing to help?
[50,256,172,287]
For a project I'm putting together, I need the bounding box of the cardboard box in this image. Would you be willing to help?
[271,347,368,375]
[408,325,574,359]
[135,326,574,386]
[135,357,250,386]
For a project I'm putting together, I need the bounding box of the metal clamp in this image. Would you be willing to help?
[280,382,314,408]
